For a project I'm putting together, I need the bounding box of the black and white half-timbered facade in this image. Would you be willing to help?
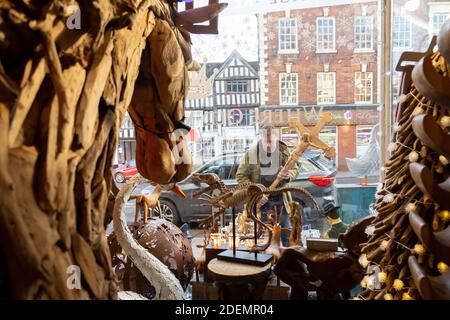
[184,50,260,164]
[214,51,260,155]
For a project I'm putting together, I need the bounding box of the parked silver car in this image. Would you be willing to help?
[152,152,337,232]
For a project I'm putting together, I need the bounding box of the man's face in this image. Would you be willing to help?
[260,129,277,152]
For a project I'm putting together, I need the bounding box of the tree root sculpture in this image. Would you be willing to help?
[0,0,227,299]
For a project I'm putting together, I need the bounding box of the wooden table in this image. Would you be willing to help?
[207,258,272,300]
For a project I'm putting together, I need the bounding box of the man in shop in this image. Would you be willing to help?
[323,202,348,239]
[236,124,299,246]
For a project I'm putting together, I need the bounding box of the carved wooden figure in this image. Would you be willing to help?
[269,112,336,191]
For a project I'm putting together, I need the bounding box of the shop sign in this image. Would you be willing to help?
[222,126,255,138]
[260,106,378,126]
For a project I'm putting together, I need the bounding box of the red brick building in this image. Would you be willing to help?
[258,2,380,171]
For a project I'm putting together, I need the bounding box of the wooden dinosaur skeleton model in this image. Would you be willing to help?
[192,173,319,232]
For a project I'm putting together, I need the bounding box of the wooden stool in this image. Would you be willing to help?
[207,258,272,300]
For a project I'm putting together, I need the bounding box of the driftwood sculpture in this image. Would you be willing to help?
[356,23,450,300]
[268,112,335,191]
[0,0,225,299]
[274,215,375,300]
[289,201,303,247]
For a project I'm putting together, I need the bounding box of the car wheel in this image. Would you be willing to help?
[115,172,125,183]
[152,200,181,226]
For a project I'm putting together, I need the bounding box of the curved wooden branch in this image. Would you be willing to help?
[409,211,450,265]
[412,114,450,159]
[410,162,450,211]
[409,256,450,300]
[412,53,450,109]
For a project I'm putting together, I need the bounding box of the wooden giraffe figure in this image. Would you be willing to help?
[269,112,336,190]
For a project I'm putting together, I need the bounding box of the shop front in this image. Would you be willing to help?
[260,105,379,172]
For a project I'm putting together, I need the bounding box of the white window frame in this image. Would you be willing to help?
[316,17,336,53]
[317,72,336,105]
[392,15,412,51]
[355,71,373,104]
[278,18,298,54]
[428,3,450,36]
[279,73,298,105]
[354,16,373,52]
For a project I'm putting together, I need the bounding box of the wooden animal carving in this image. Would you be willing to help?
[269,112,335,191]
[289,202,302,247]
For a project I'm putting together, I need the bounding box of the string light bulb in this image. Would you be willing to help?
[405,202,417,213]
[376,183,383,193]
[383,194,395,203]
[393,279,404,291]
[384,293,394,300]
[439,116,450,128]
[393,123,401,132]
[439,210,450,222]
[388,142,397,153]
[365,225,375,236]
[412,106,424,115]
[366,275,375,289]
[409,151,419,162]
[402,292,414,300]
[413,244,425,255]
[360,276,367,289]
[378,272,387,283]
[359,254,370,268]
[380,240,390,251]
[437,262,449,274]
[439,155,449,166]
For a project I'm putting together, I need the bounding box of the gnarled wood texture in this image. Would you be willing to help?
[0,0,203,299]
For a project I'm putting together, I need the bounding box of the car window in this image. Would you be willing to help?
[298,158,319,173]
[228,155,241,180]
[128,159,136,167]
[316,156,335,171]
[200,157,233,180]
